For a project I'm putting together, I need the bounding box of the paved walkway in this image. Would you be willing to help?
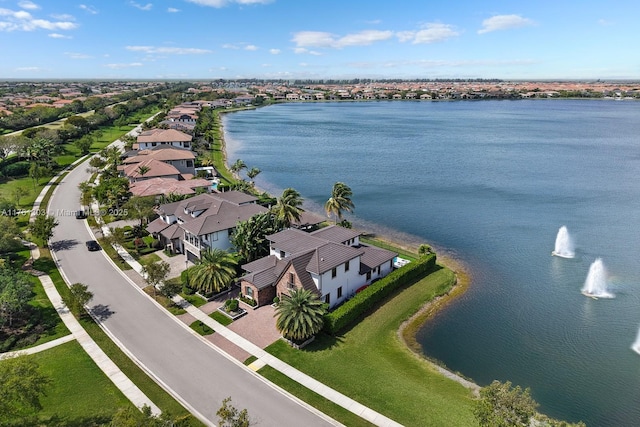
[0,335,76,360]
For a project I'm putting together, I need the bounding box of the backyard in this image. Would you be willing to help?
[262,265,478,427]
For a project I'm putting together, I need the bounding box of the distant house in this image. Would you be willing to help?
[136,128,193,151]
[129,177,212,198]
[148,191,267,259]
[119,147,196,182]
[239,226,397,308]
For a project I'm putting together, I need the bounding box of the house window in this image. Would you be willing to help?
[152,142,157,146]
[186,160,193,168]
[337,286,342,299]
[366,271,371,281]
[289,272,295,284]
[345,260,350,272]
[331,267,337,278]
[324,294,330,305]
[280,250,285,258]
[245,286,253,298]
[211,232,218,241]
[184,142,190,148]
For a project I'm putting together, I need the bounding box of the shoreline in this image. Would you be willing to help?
[217,107,479,391]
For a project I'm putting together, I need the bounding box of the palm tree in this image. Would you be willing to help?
[271,188,304,228]
[275,288,326,342]
[136,165,151,177]
[230,159,247,176]
[189,248,238,295]
[324,182,355,224]
[246,167,261,184]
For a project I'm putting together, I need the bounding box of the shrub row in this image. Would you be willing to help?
[323,253,437,335]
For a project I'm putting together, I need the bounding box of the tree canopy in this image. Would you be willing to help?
[275,288,326,342]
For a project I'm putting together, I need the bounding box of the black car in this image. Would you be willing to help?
[76,209,87,219]
[86,240,100,251]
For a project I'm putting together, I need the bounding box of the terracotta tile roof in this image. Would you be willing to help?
[137,128,192,143]
[124,147,195,164]
[129,177,211,197]
[122,159,180,179]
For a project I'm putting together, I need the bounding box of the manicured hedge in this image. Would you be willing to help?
[2,160,31,177]
[323,253,437,335]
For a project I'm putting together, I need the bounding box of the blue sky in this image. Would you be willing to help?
[1,0,638,80]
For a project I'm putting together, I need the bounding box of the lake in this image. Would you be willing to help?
[223,99,640,426]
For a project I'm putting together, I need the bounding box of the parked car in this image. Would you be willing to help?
[76,209,87,219]
[86,240,100,251]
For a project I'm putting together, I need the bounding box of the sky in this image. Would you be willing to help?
[0,0,639,80]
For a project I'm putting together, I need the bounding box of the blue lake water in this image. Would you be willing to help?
[223,100,640,426]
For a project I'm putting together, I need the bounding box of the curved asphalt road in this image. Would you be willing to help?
[48,159,337,427]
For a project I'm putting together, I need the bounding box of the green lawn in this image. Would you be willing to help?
[32,341,131,421]
[265,266,478,427]
[11,340,132,425]
[209,310,232,326]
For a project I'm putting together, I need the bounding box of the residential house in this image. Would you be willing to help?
[148,191,267,259]
[239,226,397,308]
[129,177,212,198]
[136,128,193,151]
[119,147,196,182]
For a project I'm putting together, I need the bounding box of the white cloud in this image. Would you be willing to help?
[244,44,258,51]
[126,45,212,54]
[130,2,153,11]
[269,48,280,54]
[597,19,614,26]
[79,4,98,14]
[104,62,143,69]
[65,52,92,59]
[478,14,534,34]
[18,1,39,10]
[293,47,322,56]
[292,29,393,49]
[0,8,77,31]
[49,33,71,39]
[185,0,272,7]
[16,66,41,71]
[168,7,180,12]
[397,23,460,44]
[51,14,75,21]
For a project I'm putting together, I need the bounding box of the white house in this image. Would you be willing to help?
[239,226,397,308]
[136,128,193,151]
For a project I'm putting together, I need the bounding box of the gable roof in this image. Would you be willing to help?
[123,147,195,164]
[129,177,211,197]
[122,158,180,179]
[137,128,192,143]
[311,224,360,243]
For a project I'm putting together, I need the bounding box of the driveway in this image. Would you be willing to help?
[48,157,336,426]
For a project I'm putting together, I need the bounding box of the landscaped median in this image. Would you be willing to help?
[261,261,478,427]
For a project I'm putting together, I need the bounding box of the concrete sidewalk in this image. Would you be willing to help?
[0,335,76,360]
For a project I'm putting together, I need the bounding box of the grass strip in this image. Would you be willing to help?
[257,365,376,427]
[189,320,215,336]
[209,310,232,326]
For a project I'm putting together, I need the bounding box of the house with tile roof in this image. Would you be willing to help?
[147,191,267,259]
[129,177,212,198]
[120,147,196,181]
[239,225,397,308]
[136,128,193,151]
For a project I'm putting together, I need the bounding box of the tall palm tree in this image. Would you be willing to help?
[275,288,326,342]
[324,182,355,224]
[271,188,304,228]
[230,159,247,176]
[246,167,261,184]
[189,248,238,295]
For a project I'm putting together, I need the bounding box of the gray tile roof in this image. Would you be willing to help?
[180,197,267,236]
[311,225,361,243]
[305,242,363,275]
[359,245,397,273]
